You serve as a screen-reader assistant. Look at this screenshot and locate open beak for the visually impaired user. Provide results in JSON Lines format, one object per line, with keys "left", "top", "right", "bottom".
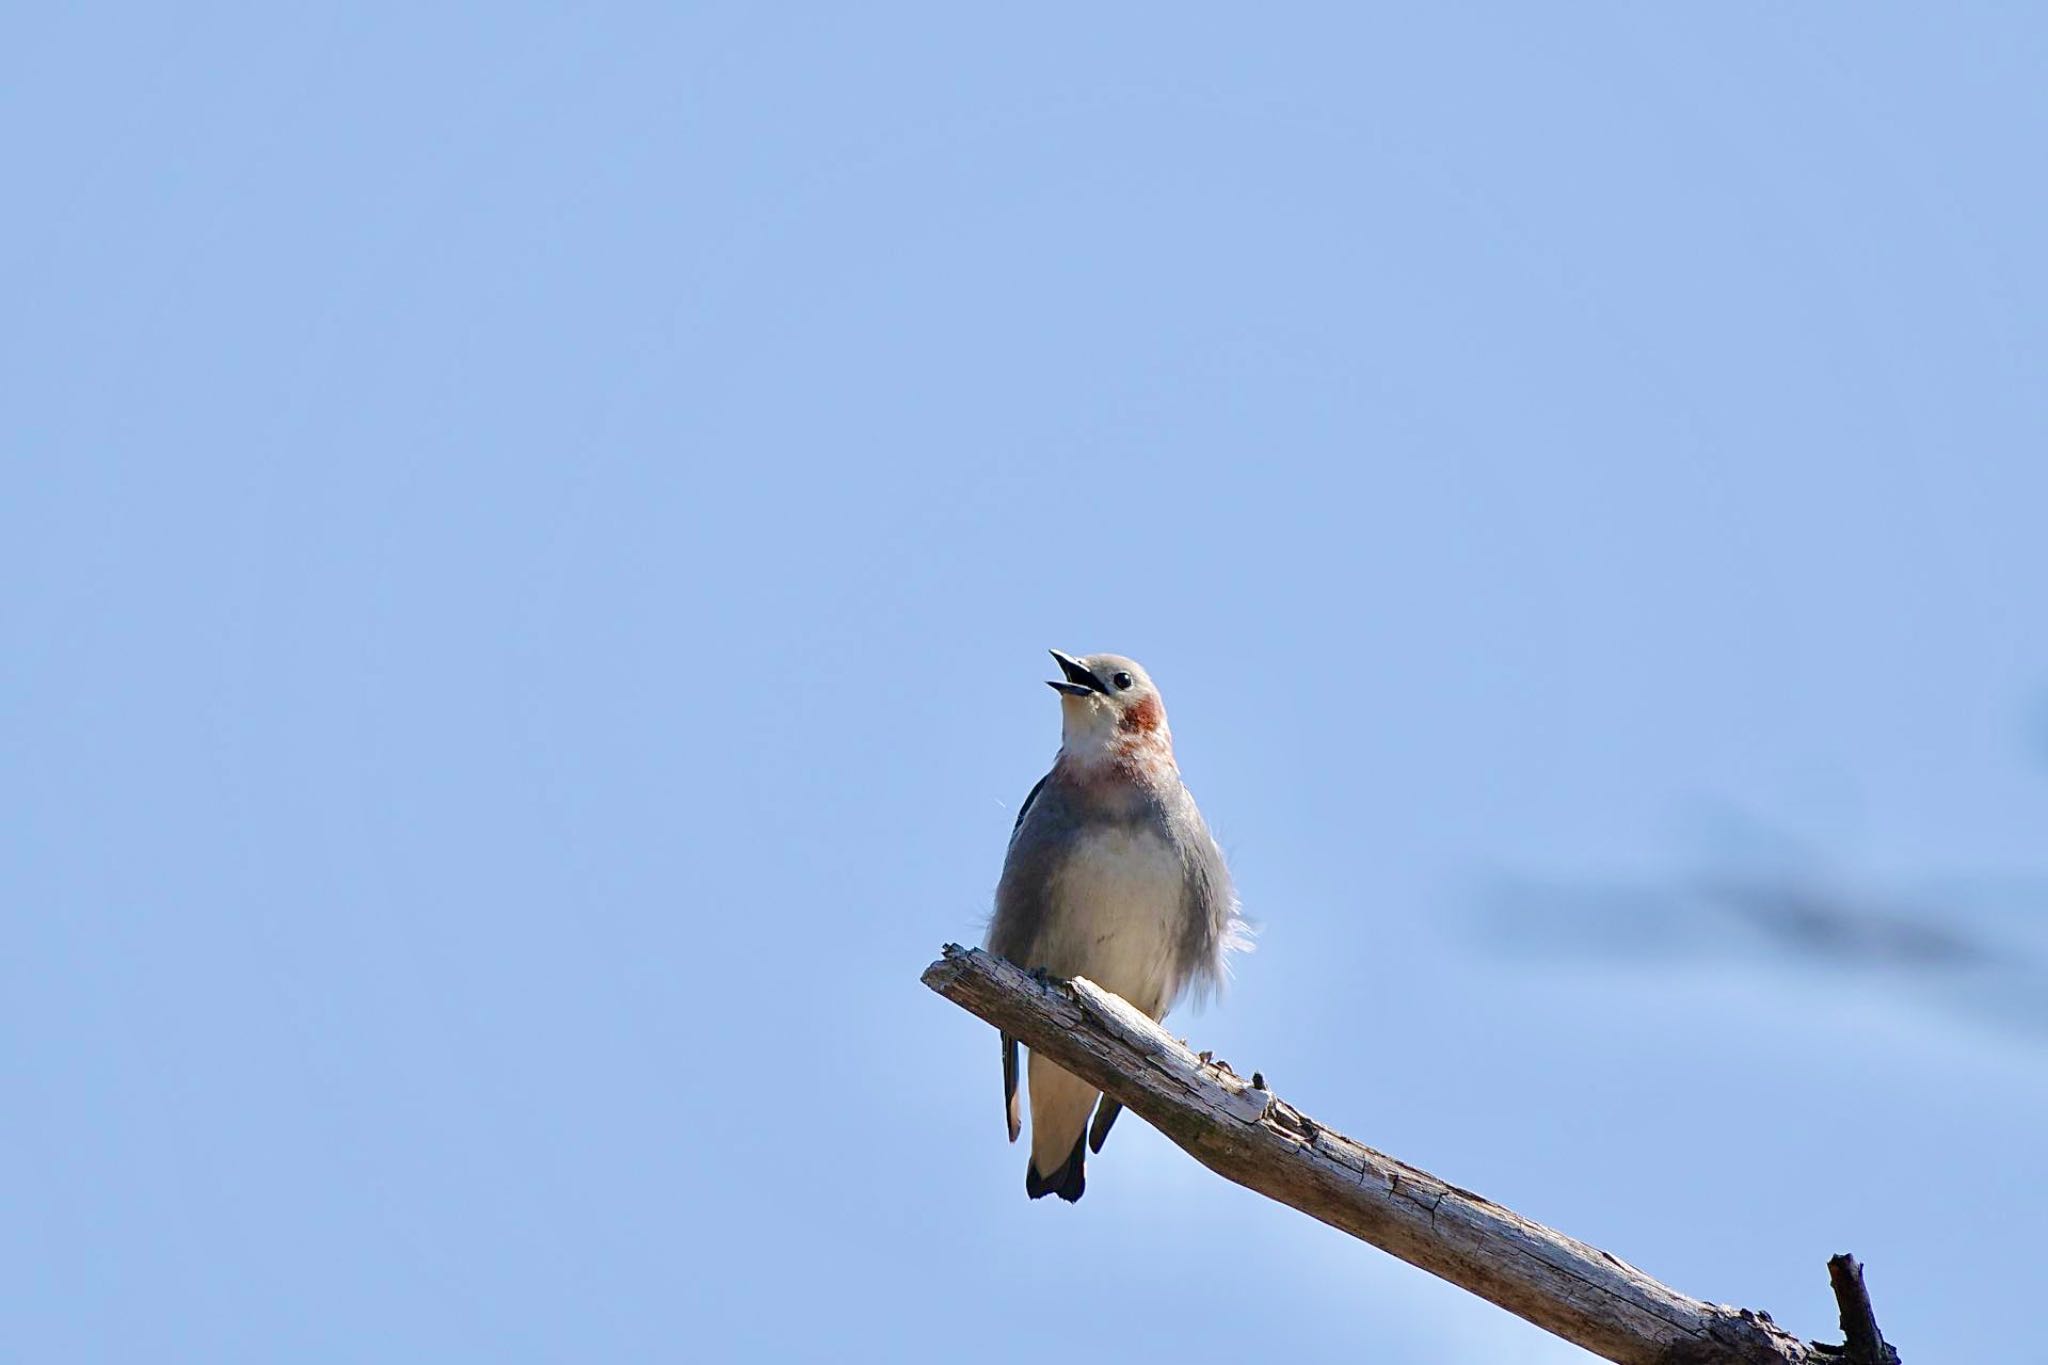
{"left": 1047, "top": 649, "right": 1108, "bottom": 697}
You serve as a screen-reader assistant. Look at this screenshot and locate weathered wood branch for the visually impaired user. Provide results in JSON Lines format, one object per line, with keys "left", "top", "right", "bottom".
{"left": 1823, "top": 1256, "right": 1898, "bottom": 1365}
{"left": 922, "top": 943, "right": 1897, "bottom": 1365}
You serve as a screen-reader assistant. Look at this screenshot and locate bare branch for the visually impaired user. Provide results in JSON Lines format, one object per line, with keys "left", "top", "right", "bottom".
{"left": 923, "top": 943, "right": 1896, "bottom": 1365}
{"left": 1825, "top": 1256, "right": 1897, "bottom": 1365}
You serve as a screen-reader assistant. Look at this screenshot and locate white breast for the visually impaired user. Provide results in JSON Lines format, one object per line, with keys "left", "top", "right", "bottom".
{"left": 1042, "top": 825, "right": 1185, "bottom": 1019}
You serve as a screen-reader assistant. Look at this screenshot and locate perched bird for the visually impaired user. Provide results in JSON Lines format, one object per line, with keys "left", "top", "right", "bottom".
{"left": 985, "top": 650, "right": 1247, "bottom": 1202}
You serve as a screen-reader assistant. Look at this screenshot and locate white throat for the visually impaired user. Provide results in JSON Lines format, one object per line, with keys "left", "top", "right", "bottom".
{"left": 1057, "top": 697, "right": 1173, "bottom": 771}
{"left": 1058, "top": 699, "right": 1120, "bottom": 757}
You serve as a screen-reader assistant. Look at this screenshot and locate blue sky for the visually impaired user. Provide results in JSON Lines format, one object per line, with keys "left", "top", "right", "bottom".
{"left": 6, "top": 6, "right": 2045, "bottom": 1361}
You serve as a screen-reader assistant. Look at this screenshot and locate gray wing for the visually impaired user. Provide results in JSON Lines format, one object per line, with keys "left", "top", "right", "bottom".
{"left": 993, "top": 770, "right": 1062, "bottom": 1144}
{"left": 1001, "top": 1032, "right": 1021, "bottom": 1143}
{"left": 1011, "top": 772, "right": 1048, "bottom": 835}
{"left": 1170, "top": 796, "right": 1241, "bottom": 1005}
{"left": 987, "top": 771, "right": 1069, "bottom": 966}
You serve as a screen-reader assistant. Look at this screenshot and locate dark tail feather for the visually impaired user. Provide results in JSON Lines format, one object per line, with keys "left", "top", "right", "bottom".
{"left": 1024, "top": 1128, "right": 1088, "bottom": 1203}
{"left": 1088, "top": 1098, "right": 1122, "bottom": 1154}
{"left": 1002, "top": 1033, "right": 1021, "bottom": 1143}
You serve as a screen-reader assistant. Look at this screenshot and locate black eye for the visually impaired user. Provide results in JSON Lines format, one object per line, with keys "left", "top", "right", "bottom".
{"left": 1112, "top": 671, "right": 1134, "bottom": 691}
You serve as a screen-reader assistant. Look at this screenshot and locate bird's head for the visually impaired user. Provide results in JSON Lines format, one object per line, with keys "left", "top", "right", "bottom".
{"left": 1047, "top": 649, "right": 1174, "bottom": 770}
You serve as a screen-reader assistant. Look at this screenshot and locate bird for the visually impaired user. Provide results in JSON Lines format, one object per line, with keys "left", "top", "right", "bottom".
{"left": 985, "top": 649, "right": 1247, "bottom": 1202}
